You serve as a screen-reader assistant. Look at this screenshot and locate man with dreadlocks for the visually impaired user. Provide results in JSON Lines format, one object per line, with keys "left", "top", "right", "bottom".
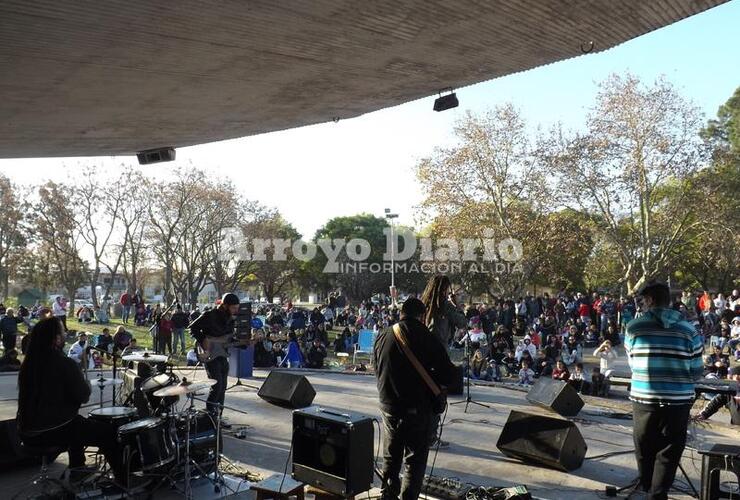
{"left": 421, "top": 275, "right": 467, "bottom": 347}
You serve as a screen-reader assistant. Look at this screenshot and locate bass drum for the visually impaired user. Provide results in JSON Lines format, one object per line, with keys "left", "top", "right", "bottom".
{"left": 175, "top": 411, "right": 221, "bottom": 475}
{"left": 140, "top": 372, "right": 180, "bottom": 415}
{"left": 118, "top": 417, "right": 175, "bottom": 472}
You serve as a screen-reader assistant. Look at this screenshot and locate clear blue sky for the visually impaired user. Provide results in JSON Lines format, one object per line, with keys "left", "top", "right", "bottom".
{"left": 1, "top": 1, "right": 739, "bottom": 238}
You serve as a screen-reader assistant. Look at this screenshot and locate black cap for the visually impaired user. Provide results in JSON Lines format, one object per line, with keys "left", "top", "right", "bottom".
{"left": 221, "top": 293, "right": 240, "bottom": 306}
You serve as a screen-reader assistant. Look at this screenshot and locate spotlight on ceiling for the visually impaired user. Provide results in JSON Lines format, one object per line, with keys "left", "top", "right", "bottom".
{"left": 433, "top": 88, "right": 459, "bottom": 112}
{"left": 136, "top": 146, "right": 176, "bottom": 165}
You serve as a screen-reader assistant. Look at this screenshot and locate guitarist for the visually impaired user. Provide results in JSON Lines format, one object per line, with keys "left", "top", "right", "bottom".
{"left": 190, "top": 293, "right": 241, "bottom": 424}
{"left": 374, "top": 297, "right": 455, "bottom": 500}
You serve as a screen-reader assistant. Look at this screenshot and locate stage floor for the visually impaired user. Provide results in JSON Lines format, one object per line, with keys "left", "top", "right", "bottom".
{"left": 1, "top": 366, "right": 738, "bottom": 499}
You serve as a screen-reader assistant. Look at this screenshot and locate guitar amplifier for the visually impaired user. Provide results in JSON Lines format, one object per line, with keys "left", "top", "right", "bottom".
{"left": 292, "top": 406, "right": 374, "bottom": 497}
{"left": 235, "top": 302, "right": 252, "bottom": 336}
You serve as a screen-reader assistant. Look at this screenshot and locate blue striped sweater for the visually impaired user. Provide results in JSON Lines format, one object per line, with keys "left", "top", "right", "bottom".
{"left": 624, "top": 307, "right": 704, "bottom": 405}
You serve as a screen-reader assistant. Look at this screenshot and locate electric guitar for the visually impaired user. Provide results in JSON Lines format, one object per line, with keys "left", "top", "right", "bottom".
{"left": 196, "top": 334, "right": 252, "bottom": 363}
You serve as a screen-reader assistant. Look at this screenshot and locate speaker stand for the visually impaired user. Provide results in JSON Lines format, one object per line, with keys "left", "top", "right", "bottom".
{"left": 450, "top": 336, "right": 490, "bottom": 413}
{"left": 226, "top": 377, "right": 259, "bottom": 393}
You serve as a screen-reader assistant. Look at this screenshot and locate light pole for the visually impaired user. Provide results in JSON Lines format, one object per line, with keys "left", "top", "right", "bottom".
{"left": 384, "top": 208, "right": 398, "bottom": 302}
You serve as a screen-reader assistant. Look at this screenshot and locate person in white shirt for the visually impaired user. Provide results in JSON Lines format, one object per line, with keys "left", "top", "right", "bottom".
{"left": 53, "top": 296, "right": 68, "bottom": 331}
{"left": 515, "top": 335, "right": 536, "bottom": 362}
{"left": 593, "top": 340, "right": 617, "bottom": 378}
{"left": 68, "top": 332, "right": 94, "bottom": 369}
{"left": 714, "top": 294, "right": 727, "bottom": 313}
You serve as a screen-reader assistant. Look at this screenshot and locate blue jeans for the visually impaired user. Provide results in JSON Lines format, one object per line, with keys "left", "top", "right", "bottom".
{"left": 121, "top": 305, "right": 131, "bottom": 323}
{"left": 173, "top": 328, "right": 186, "bottom": 354}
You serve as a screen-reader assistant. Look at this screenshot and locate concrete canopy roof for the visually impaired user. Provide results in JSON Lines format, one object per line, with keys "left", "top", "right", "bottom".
{"left": 0, "top": 0, "right": 728, "bottom": 158}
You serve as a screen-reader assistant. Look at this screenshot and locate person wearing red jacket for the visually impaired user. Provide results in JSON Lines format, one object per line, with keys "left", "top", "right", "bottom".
{"left": 119, "top": 291, "right": 131, "bottom": 324}
{"left": 157, "top": 313, "right": 174, "bottom": 355}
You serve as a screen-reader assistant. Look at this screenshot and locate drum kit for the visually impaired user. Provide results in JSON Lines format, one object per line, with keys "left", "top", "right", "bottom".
{"left": 84, "top": 351, "right": 223, "bottom": 498}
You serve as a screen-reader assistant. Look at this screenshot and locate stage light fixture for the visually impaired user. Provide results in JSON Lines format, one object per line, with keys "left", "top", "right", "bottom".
{"left": 136, "top": 146, "right": 176, "bottom": 165}
{"left": 433, "top": 88, "right": 459, "bottom": 112}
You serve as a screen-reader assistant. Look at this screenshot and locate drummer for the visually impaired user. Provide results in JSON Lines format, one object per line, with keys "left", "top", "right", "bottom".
{"left": 16, "top": 317, "right": 124, "bottom": 481}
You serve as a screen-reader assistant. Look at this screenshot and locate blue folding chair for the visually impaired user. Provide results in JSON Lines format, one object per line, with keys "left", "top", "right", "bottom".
{"left": 353, "top": 329, "right": 377, "bottom": 365}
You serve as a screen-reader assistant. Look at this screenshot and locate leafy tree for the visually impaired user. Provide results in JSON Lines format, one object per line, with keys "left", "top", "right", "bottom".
{"left": 546, "top": 74, "right": 706, "bottom": 293}
{"left": 415, "top": 105, "right": 553, "bottom": 296}
{"left": 0, "top": 175, "right": 27, "bottom": 299}
{"left": 314, "top": 214, "right": 390, "bottom": 302}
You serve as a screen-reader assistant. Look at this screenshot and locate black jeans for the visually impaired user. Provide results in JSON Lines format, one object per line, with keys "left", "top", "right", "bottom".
{"left": 632, "top": 402, "right": 691, "bottom": 499}
{"left": 380, "top": 409, "right": 437, "bottom": 500}
{"left": 21, "top": 415, "right": 123, "bottom": 480}
{"left": 204, "top": 357, "right": 229, "bottom": 417}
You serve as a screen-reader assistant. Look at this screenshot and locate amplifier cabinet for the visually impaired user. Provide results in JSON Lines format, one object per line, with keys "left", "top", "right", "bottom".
{"left": 292, "top": 406, "right": 374, "bottom": 497}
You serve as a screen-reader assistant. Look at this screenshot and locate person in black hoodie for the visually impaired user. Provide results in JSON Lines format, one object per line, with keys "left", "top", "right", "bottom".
{"left": 171, "top": 305, "right": 191, "bottom": 355}
{"left": 16, "top": 318, "right": 123, "bottom": 481}
{"left": 374, "top": 297, "right": 454, "bottom": 500}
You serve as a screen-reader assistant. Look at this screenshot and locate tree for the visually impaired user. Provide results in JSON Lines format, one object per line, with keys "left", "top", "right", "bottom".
{"left": 546, "top": 74, "right": 706, "bottom": 293}
{"left": 415, "top": 105, "right": 552, "bottom": 296}
{"left": 71, "top": 166, "right": 125, "bottom": 305}
{"left": 33, "top": 182, "right": 88, "bottom": 301}
{"left": 118, "top": 171, "right": 150, "bottom": 296}
{"left": 242, "top": 210, "right": 302, "bottom": 303}
{"left": 313, "top": 214, "right": 390, "bottom": 302}
{"left": 0, "top": 175, "right": 27, "bottom": 299}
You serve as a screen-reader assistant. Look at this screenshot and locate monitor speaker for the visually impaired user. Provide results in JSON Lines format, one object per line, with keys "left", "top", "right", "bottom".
{"left": 258, "top": 371, "right": 316, "bottom": 409}
{"left": 292, "top": 406, "right": 374, "bottom": 497}
{"left": 496, "top": 410, "right": 587, "bottom": 471}
{"left": 526, "top": 377, "right": 584, "bottom": 417}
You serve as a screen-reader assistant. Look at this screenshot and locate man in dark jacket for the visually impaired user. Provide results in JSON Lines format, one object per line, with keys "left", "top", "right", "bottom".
{"left": 190, "top": 294, "right": 239, "bottom": 420}
{"left": 374, "top": 298, "right": 455, "bottom": 500}
{"left": 171, "top": 305, "right": 190, "bottom": 355}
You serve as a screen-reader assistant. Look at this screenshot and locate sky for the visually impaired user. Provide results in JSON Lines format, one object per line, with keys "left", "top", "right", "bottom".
{"left": 1, "top": 1, "right": 739, "bottom": 239}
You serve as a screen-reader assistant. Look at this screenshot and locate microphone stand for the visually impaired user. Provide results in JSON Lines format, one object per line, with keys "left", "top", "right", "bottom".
{"left": 450, "top": 333, "right": 490, "bottom": 413}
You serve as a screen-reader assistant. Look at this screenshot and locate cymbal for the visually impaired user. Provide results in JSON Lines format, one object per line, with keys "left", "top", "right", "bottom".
{"left": 153, "top": 379, "right": 217, "bottom": 397}
{"left": 122, "top": 352, "right": 169, "bottom": 363}
{"left": 90, "top": 376, "right": 124, "bottom": 387}
{"left": 141, "top": 373, "right": 175, "bottom": 391}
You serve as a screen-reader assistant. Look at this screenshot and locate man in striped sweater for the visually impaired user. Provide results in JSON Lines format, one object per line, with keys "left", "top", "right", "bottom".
{"left": 625, "top": 281, "right": 704, "bottom": 500}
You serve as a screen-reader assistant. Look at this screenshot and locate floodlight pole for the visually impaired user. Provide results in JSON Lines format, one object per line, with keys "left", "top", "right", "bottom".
{"left": 384, "top": 209, "right": 399, "bottom": 304}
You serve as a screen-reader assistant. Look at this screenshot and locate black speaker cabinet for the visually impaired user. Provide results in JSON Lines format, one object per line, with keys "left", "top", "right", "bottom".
{"left": 496, "top": 410, "right": 587, "bottom": 471}
{"left": 258, "top": 371, "right": 316, "bottom": 409}
{"left": 447, "top": 363, "right": 464, "bottom": 396}
{"left": 292, "top": 406, "right": 374, "bottom": 497}
{"left": 526, "top": 377, "right": 584, "bottom": 417}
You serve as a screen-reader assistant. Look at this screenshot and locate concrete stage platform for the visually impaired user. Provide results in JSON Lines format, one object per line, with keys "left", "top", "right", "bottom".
{"left": 1, "top": 367, "right": 738, "bottom": 499}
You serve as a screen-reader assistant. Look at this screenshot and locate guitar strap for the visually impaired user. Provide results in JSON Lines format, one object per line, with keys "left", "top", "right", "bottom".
{"left": 392, "top": 323, "right": 441, "bottom": 397}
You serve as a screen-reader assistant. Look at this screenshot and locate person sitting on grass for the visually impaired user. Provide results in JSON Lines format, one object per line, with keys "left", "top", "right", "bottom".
{"left": 569, "top": 363, "right": 590, "bottom": 394}
{"left": 518, "top": 359, "right": 535, "bottom": 386}
{"left": 0, "top": 348, "right": 20, "bottom": 372}
{"left": 121, "top": 338, "right": 142, "bottom": 357}
{"left": 533, "top": 350, "right": 553, "bottom": 379}
{"left": 112, "top": 325, "right": 132, "bottom": 354}
{"left": 591, "top": 367, "right": 607, "bottom": 397}
{"left": 306, "top": 339, "right": 327, "bottom": 369}
{"left": 501, "top": 349, "right": 518, "bottom": 378}
{"left": 552, "top": 359, "right": 570, "bottom": 381}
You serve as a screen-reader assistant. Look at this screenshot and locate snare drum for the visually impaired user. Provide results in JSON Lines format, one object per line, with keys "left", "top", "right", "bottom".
{"left": 118, "top": 417, "right": 175, "bottom": 471}
{"left": 88, "top": 406, "right": 138, "bottom": 430}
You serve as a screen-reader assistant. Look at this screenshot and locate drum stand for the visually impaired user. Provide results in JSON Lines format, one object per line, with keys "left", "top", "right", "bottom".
{"left": 180, "top": 393, "right": 229, "bottom": 499}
